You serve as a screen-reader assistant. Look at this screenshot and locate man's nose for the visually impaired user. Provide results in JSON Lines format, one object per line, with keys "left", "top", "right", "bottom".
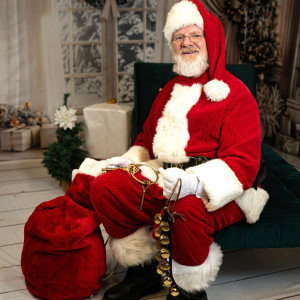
{"left": 182, "top": 36, "right": 193, "bottom": 47}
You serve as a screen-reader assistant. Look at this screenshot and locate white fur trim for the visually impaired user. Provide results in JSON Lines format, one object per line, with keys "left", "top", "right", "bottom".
{"left": 122, "top": 145, "right": 150, "bottom": 163}
{"left": 153, "top": 83, "right": 202, "bottom": 164}
{"left": 109, "top": 226, "right": 156, "bottom": 268}
{"left": 164, "top": 0, "right": 204, "bottom": 44}
{"left": 77, "top": 157, "right": 109, "bottom": 177}
{"left": 186, "top": 159, "right": 243, "bottom": 211}
{"left": 204, "top": 79, "right": 230, "bottom": 102}
{"left": 235, "top": 187, "right": 269, "bottom": 224}
{"left": 71, "top": 169, "right": 80, "bottom": 181}
{"left": 172, "top": 242, "right": 223, "bottom": 292}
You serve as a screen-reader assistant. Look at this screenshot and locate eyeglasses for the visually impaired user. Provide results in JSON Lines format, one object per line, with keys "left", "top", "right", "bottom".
{"left": 172, "top": 33, "right": 204, "bottom": 44}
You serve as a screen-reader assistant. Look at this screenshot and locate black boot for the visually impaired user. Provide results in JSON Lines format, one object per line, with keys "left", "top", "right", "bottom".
{"left": 166, "top": 287, "right": 208, "bottom": 300}
{"left": 103, "top": 262, "right": 163, "bottom": 300}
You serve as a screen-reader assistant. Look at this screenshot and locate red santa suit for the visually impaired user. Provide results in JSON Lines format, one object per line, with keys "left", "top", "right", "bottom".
{"left": 88, "top": 0, "right": 269, "bottom": 293}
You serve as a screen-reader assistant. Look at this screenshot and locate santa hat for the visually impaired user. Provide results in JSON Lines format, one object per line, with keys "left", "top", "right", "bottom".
{"left": 164, "top": 0, "right": 230, "bottom": 102}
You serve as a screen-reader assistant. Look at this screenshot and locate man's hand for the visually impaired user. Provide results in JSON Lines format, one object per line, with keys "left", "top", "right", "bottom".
{"left": 107, "top": 156, "right": 133, "bottom": 168}
{"left": 158, "top": 167, "right": 200, "bottom": 200}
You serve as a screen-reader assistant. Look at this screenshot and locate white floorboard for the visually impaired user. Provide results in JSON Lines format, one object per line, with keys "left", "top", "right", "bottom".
{"left": 0, "top": 177, "right": 60, "bottom": 196}
{"left": 0, "top": 153, "right": 299, "bottom": 300}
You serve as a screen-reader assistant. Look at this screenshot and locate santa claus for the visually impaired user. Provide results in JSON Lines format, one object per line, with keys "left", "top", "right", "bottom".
{"left": 77, "top": 0, "right": 269, "bottom": 299}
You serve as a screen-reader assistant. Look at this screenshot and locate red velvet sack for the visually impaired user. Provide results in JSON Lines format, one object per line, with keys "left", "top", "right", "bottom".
{"left": 21, "top": 174, "right": 106, "bottom": 300}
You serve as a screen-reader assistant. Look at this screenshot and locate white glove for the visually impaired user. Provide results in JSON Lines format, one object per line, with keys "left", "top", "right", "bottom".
{"left": 76, "top": 158, "right": 110, "bottom": 178}
{"left": 158, "top": 167, "right": 201, "bottom": 200}
{"left": 107, "top": 156, "right": 133, "bottom": 168}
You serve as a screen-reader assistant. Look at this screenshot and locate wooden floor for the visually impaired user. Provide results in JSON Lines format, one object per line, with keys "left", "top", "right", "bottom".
{"left": 1, "top": 148, "right": 300, "bottom": 300}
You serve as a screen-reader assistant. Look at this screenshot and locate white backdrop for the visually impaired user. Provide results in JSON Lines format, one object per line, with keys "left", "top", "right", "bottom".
{"left": 0, "top": 0, "right": 65, "bottom": 122}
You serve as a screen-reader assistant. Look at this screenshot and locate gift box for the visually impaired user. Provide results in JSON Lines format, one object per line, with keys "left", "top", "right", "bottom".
{"left": 40, "top": 123, "right": 57, "bottom": 148}
{"left": 83, "top": 102, "right": 134, "bottom": 159}
{"left": 1, "top": 125, "right": 40, "bottom": 151}
{"left": 275, "top": 133, "right": 300, "bottom": 156}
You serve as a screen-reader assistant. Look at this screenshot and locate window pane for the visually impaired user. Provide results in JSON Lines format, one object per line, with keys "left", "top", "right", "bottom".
{"left": 62, "top": 45, "right": 70, "bottom": 74}
{"left": 65, "top": 78, "right": 71, "bottom": 94}
{"left": 57, "top": 0, "right": 68, "bottom": 8}
{"left": 73, "top": 44, "right": 102, "bottom": 74}
{"left": 71, "top": 0, "right": 89, "bottom": 8}
{"left": 117, "top": 11, "right": 143, "bottom": 41}
{"left": 72, "top": 11, "right": 101, "bottom": 42}
{"left": 58, "top": 11, "right": 69, "bottom": 42}
{"left": 74, "top": 77, "right": 102, "bottom": 106}
{"left": 146, "top": 0, "right": 157, "bottom": 8}
{"left": 118, "top": 0, "right": 143, "bottom": 8}
{"left": 146, "top": 11, "right": 156, "bottom": 40}
{"left": 118, "top": 74, "right": 134, "bottom": 102}
{"left": 146, "top": 43, "right": 155, "bottom": 62}
{"left": 72, "top": 0, "right": 106, "bottom": 8}
{"left": 118, "top": 43, "right": 143, "bottom": 72}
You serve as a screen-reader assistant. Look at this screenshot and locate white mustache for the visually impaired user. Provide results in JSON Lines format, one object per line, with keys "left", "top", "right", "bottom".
{"left": 180, "top": 48, "right": 199, "bottom": 54}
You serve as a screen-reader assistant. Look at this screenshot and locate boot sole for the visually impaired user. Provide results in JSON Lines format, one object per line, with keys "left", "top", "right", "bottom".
{"left": 102, "top": 283, "right": 164, "bottom": 300}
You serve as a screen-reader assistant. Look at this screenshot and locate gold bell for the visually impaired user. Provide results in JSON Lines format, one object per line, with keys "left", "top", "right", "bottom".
{"left": 156, "top": 241, "right": 163, "bottom": 250}
{"left": 156, "top": 265, "right": 164, "bottom": 275}
{"left": 170, "top": 286, "right": 180, "bottom": 297}
{"left": 159, "top": 234, "right": 170, "bottom": 246}
{"left": 156, "top": 252, "right": 163, "bottom": 261}
{"left": 154, "top": 214, "right": 162, "bottom": 224}
{"left": 160, "top": 221, "right": 170, "bottom": 232}
{"left": 159, "top": 248, "right": 170, "bottom": 259}
{"left": 154, "top": 227, "right": 161, "bottom": 238}
{"left": 158, "top": 261, "right": 170, "bottom": 271}
{"left": 162, "top": 275, "right": 173, "bottom": 288}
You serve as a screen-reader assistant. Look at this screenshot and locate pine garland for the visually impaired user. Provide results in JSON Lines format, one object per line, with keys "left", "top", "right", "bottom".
{"left": 224, "top": 0, "right": 280, "bottom": 80}
{"left": 79, "top": 0, "right": 130, "bottom": 8}
{"left": 224, "top": 0, "right": 284, "bottom": 139}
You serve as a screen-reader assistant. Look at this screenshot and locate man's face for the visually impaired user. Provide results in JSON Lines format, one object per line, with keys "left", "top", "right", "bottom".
{"left": 171, "top": 25, "right": 209, "bottom": 77}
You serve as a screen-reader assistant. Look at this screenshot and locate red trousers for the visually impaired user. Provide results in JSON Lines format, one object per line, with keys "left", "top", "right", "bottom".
{"left": 90, "top": 169, "right": 244, "bottom": 266}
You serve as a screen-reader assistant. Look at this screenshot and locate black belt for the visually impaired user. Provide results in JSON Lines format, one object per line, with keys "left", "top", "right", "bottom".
{"left": 163, "top": 156, "right": 210, "bottom": 170}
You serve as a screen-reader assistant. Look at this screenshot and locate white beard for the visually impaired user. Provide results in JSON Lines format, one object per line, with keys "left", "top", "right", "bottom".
{"left": 173, "top": 52, "right": 209, "bottom": 78}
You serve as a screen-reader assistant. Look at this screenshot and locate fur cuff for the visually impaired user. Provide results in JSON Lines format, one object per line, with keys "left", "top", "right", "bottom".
{"left": 172, "top": 243, "right": 223, "bottom": 292}
{"left": 186, "top": 159, "right": 243, "bottom": 211}
{"left": 122, "top": 145, "right": 150, "bottom": 163}
{"left": 204, "top": 79, "right": 230, "bottom": 102}
{"left": 235, "top": 187, "right": 269, "bottom": 224}
{"left": 76, "top": 158, "right": 109, "bottom": 178}
{"left": 109, "top": 226, "right": 156, "bottom": 268}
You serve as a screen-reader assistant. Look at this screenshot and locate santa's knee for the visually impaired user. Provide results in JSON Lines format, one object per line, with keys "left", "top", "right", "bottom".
{"left": 170, "top": 196, "right": 215, "bottom": 266}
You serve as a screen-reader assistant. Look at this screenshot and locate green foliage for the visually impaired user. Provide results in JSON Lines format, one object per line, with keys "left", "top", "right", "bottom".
{"left": 42, "top": 123, "right": 88, "bottom": 183}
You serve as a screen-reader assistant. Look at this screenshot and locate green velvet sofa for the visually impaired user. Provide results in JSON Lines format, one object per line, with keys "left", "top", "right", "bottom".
{"left": 133, "top": 62, "right": 300, "bottom": 249}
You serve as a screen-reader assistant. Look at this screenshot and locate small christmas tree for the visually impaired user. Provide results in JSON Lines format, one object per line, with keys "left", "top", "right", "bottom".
{"left": 42, "top": 94, "right": 88, "bottom": 184}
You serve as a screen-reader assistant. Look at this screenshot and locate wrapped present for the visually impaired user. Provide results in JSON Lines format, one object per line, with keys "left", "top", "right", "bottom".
{"left": 40, "top": 123, "right": 57, "bottom": 148}
{"left": 275, "top": 133, "right": 300, "bottom": 156}
{"left": 27, "top": 125, "right": 40, "bottom": 147}
{"left": 1, "top": 125, "right": 40, "bottom": 151}
{"left": 83, "top": 102, "right": 134, "bottom": 159}
{"left": 0, "top": 127, "right": 7, "bottom": 149}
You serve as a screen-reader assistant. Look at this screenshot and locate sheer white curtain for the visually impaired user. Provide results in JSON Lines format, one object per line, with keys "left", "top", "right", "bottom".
{"left": 0, "top": 0, "right": 65, "bottom": 122}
